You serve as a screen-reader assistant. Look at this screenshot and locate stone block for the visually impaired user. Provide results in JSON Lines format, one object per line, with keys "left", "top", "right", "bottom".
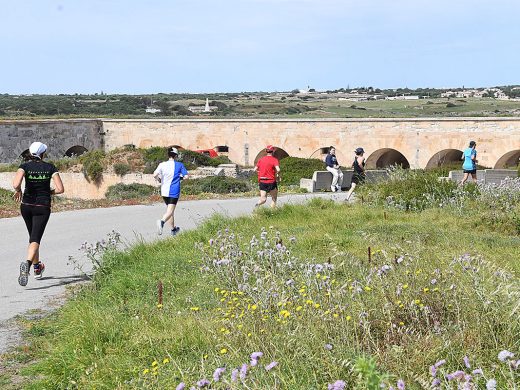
{"left": 483, "top": 169, "right": 517, "bottom": 184}
{"left": 214, "top": 168, "right": 225, "bottom": 176}
{"left": 312, "top": 171, "right": 333, "bottom": 190}
{"left": 299, "top": 178, "right": 315, "bottom": 192}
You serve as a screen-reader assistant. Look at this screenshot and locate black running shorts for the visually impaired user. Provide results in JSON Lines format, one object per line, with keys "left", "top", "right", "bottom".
{"left": 259, "top": 182, "right": 278, "bottom": 192}
{"left": 463, "top": 169, "right": 477, "bottom": 174}
{"left": 163, "top": 196, "right": 179, "bottom": 205}
{"left": 20, "top": 204, "right": 51, "bottom": 244}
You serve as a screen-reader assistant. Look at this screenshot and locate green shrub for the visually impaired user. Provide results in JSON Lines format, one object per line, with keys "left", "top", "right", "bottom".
{"left": 105, "top": 183, "right": 157, "bottom": 200}
{"left": 0, "top": 188, "right": 14, "bottom": 206}
{"left": 113, "top": 163, "right": 131, "bottom": 176}
{"left": 179, "top": 150, "right": 232, "bottom": 169}
{"left": 0, "top": 163, "right": 19, "bottom": 172}
{"left": 49, "top": 156, "right": 79, "bottom": 172}
{"left": 183, "top": 176, "right": 252, "bottom": 195}
{"left": 80, "top": 150, "right": 105, "bottom": 183}
{"left": 278, "top": 157, "right": 325, "bottom": 186}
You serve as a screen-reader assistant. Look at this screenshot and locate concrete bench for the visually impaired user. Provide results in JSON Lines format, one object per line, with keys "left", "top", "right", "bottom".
{"left": 299, "top": 170, "right": 388, "bottom": 192}
{"left": 448, "top": 169, "right": 517, "bottom": 184}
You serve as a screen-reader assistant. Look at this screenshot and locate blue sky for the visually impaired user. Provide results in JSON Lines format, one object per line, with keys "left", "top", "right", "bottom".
{"left": 1, "top": 0, "right": 519, "bottom": 94}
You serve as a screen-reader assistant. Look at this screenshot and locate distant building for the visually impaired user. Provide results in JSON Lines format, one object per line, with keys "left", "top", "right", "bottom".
{"left": 145, "top": 107, "right": 161, "bottom": 114}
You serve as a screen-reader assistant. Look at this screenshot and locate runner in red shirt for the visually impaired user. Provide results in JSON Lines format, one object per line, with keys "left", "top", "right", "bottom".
{"left": 254, "top": 145, "right": 281, "bottom": 208}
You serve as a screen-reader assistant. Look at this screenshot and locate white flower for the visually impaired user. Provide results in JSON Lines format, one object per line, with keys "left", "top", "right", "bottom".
{"left": 486, "top": 379, "right": 497, "bottom": 390}
{"left": 498, "top": 350, "right": 514, "bottom": 362}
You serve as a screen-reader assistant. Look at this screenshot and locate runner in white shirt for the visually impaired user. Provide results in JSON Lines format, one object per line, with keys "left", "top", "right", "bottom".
{"left": 153, "top": 147, "right": 189, "bottom": 236}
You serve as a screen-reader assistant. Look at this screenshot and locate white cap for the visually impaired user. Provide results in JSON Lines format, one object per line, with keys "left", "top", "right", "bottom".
{"left": 169, "top": 147, "right": 178, "bottom": 155}
{"left": 29, "top": 142, "right": 47, "bottom": 157}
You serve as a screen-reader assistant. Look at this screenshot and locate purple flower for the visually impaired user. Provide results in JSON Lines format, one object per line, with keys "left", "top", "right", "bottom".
{"left": 196, "top": 378, "right": 210, "bottom": 388}
{"left": 430, "top": 365, "right": 437, "bottom": 377}
{"left": 486, "top": 379, "right": 497, "bottom": 390}
{"left": 397, "top": 379, "right": 405, "bottom": 390}
{"left": 324, "top": 343, "right": 333, "bottom": 351}
{"left": 472, "top": 368, "right": 483, "bottom": 376}
{"left": 327, "top": 380, "right": 346, "bottom": 390}
{"left": 213, "top": 367, "right": 225, "bottom": 382}
{"left": 498, "top": 350, "right": 514, "bottom": 362}
{"left": 231, "top": 368, "right": 239, "bottom": 382}
{"left": 240, "top": 363, "right": 248, "bottom": 380}
{"left": 446, "top": 370, "right": 465, "bottom": 381}
{"left": 463, "top": 356, "right": 471, "bottom": 369}
{"left": 431, "top": 378, "right": 441, "bottom": 388}
{"left": 209, "top": 239, "right": 214, "bottom": 246}
{"left": 265, "top": 361, "right": 278, "bottom": 371}
{"left": 434, "top": 359, "right": 446, "bottom": 368}
{"left": 251, "top": 351, "right": 263, "bottom": 360}
{"left": 176, "top": 383, "right": 186, "bottom": 390}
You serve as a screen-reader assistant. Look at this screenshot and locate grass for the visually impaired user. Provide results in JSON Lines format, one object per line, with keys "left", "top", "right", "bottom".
{"left": 9, "top": 198, "right": 520, "bottom": 389}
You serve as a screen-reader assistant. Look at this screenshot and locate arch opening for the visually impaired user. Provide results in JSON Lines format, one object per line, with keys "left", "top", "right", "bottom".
{"left": 309, "top": 147, "right": 331, "bottom": 159}
{"left": 64, "top": 145, "right": 88, "bottom": 158}
{"left": 254, "top": 146, "right": 290, "bottom": 165}
{"left": 426, "top": 149, "right": 463, "bottom": 169}
{"left": 494, "top": 149, "right": 520, "bottom": 169}
{"left": 366, "top": 148, "right": 410, "bottom": 169}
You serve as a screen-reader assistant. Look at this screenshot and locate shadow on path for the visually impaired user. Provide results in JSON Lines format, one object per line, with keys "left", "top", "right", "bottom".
{"left": 25, "top": 274, "right": 90, "bottom": 291}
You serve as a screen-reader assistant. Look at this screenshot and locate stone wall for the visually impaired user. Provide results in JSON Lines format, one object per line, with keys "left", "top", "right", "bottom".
{"left": 0, "top": 119, "right": 103, "bottom": 163}
{"left": 0, "top": 172, "right": 157, "bottom": 200}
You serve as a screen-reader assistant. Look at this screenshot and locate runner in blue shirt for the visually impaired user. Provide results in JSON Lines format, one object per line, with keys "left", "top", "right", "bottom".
{"left": 153, "top": 147, "right": 189, "bottom": 236}
{"left": 460, "top": 141, "right": 478, "bottom": 185}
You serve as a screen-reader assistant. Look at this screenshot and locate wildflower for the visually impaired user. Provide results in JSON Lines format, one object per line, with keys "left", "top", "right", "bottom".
{"left": 213, "top": 367, "right": 226, "bottom": 382}
{"left": 397, "top": 379, "right": 405, "bottom": 390}
{"left": 220, "top": 348, "right": 228, "bottom": 354}
{"left": 143, "top": 368, "right": 150, "bottom": 375}
{"left": 364, "top": 286, "right": 372, "bottom": 292}
{"left": 251, "top": 352, "right": 263, "bottom": 360}
{"left": 265, "top": 361, "right": 278, "bottom": 371}
{"left": 431, "top": 378, "right": 441, "bottom": 388}
{"left": 498, "top": 350, "right": 514, "bottom": 362}
{"left": 231, "top": 368, "right": 239, "bottom": 382}
{"left": 176, "top": 383, "right": 186, "bottom": 390}
{"left": 414, "top": 299, "right": 421, "bottom": 305}
{"left": 327, "top": 380, "right": 346, "bottom": 390}
{"left": 430, "top": 278, "right": 437, "bottom": 285}
{"left": 324, "top": 344, "right": 333, "bottom": 351}
{"left": 430, "top": 365, "right": 437, "bottom": 377}
{"left": 346, "top": 315, "right": 352, "bottom": 321}
{"left": 446, "top": 370, "right": 465, "bottom": 381}
{"left": 209, "top": 239, "right": 214, "bottom": 246}
{"left": 486, "top": 379, "right": 497, "bottom": 390}
{"left": 402, "top": 284, "right": 408, "bottom": 289}
{"left": 152, "top": 361, "right": 158, "bottom": 367}
{"left": 163, "top": 358, "right": 170, "bottom": 364}
{"left": 156, "top": 304, "right": 163, "bottom": 309}
{"left": 196, "top": 379, "right": 210, "bottom": 388}
{"left": 463, "top": 356, "right": 471, "bottom": 369}
{"left": 296, "top": 306, "right": 303, "bottom": 312}
{"left": 423, "top": 288, "right": 430, "bottom": 293}
{"left": 472, "top": 368, "right": 483, "bottom": 375}
{"left": 190, "top": 307, "right": 200, "bottom": 311}
{"left": 240, "top": 363, "right": 248, "bottom": 380}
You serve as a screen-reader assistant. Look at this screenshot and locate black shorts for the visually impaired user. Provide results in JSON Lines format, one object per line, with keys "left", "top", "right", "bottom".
{"left": 20, "top": 204, "right": 51, "bottom": 244}
{"left": 259, "top": 182, "right": 278, "bottom": 192}
{"left": 351, "top": 174, "right": 366, "bottom": 185}
{"left": 463, "top": 169, "right": 477, "bottom": 175}
{"left": 163, "top": 196, "right": 179, "bottom": 205}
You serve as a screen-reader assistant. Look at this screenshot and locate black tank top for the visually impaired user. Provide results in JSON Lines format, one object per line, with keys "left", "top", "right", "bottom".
{"left": 353, "top": 157, "right": 365, "bottom": 176}
{"left": 19, "top": 160, "right": 58, "bottom": 206}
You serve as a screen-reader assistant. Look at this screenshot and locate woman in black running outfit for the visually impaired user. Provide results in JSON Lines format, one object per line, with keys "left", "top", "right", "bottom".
{"left": 346, "top": 147, "right": 366, "bottom": 201}
{"left": 12, "top": 142, "right": 64, "bottom": 286}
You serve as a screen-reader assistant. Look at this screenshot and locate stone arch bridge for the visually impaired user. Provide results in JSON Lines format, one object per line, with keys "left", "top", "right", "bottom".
{"left": 1, "top": 118, "right": 519, "bottom": 169}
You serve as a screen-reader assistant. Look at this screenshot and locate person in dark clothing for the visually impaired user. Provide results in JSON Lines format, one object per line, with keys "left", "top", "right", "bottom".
{"left": 346, "top": 147, "right": 366, "bottom": 201}
{"left": 12, "top": 142, "right": 64, "bottom": 286}
{"left": 325, "top": 146, "right": 343, "bottom": 192}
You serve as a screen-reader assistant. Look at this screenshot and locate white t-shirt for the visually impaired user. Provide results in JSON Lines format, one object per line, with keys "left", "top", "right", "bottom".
{"left": 153, "top": 160, "right": 188, "bottom": 198}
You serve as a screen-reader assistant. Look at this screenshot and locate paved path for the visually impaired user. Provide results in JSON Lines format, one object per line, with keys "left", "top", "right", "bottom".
{"left": 0, "top": 192, "right": 348, "bottom": 352}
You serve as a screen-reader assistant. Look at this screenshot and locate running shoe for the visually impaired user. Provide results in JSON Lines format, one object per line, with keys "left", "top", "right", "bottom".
{"left": 156, "top": 220, "right": 165, "bottom": 235}
{"left": 330, "top": 185, "right": 337, "bottom": 192}
{"left": 171, "top": 226, "right": 181, "bottom": 236}
{"left": 18, "top": 261, "right": 29, "bottom": 286}
{"left": 33, "top": 262, "right": 45, "bottom": 279}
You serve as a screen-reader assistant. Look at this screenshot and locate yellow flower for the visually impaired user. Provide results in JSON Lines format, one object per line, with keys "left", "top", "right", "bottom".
{"left": 314, "top": 303, "right": 321, "bottom": 309}
{"left": 433, "top": 287, "right": 439, "bottom": 292}
{"left": 296, "top": 306, "right": 303, "bottom": 312}
{"left": 251, "top": 304, "right": 258, "bottom": 311}
{"left": 220, "top": 348, "right": 228, "bottom": 354}
{"left": 399, "top": 304, "right": 404, "bottom": 308}
{"left": 156, "top": 303, "right": 163, "bottom": 309}
{"left": 214, "top": 287, "right": 220, "bottom": 292}
{"left": 163, "top": 358, "right": 170, "bottom": 364}
{"left": 402, "top": 284, "right": 409, "bottom": 289}
{"left": 143, "top": 368, "right": 150, "bottom": 375}
{"left": 423, "top": 288, "right": 430, "bottom": 293}
{"left": 322, "top": 275, "right": 327, "bottom": 280}
{"left": 203, "top": 354, "right": 208, "bottom": 359}
{"left": 247, "top": 332, "right": 252, "bottom": 337}
{"left": 333, "top": 313, "right": 339, "bottom": 318}
{"left": 191, "top": 307, "right": 200, "bottom": 311}
{"left": 152, "top": 361, "right": 158, "bottom": 367}
{"left": 399, "top": 321, "right": 405, "bottom": 326}
{"left": 305, "top": 299, "right": 313, "bottom": 305}
{"left": 414, "top": 299, "right": 421, "bottom": 304}
{"left": 346, "top": 315, "right": 352, "bottom": 321}
{"left": 237, "top": 324, "right": 243, "bottom": 329}
{"left": 279, "top": 310, "right": 290, "bottom": 318}
{"left": 364, "top": 286, "right": 372, "bottom": 292}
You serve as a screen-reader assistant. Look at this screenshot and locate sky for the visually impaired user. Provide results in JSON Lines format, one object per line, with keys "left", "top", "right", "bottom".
{"left": 1, "top": 0, "right": 519, "bottom": 94}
